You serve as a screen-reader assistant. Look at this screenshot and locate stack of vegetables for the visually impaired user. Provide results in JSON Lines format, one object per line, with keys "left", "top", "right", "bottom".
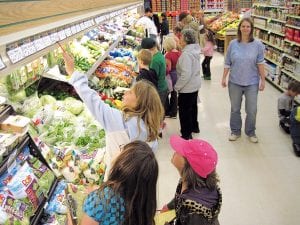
{"left": 0, "top": 146, "right": 55, "bottom": 225}
{"left": 207, "top": 12, "right": 240, "bottom": 33}
{"left": 217, "top": 19, "right": 240, "bottom": 36}
{"left": 13, "top": 93, "right": 107, "bottom": 185}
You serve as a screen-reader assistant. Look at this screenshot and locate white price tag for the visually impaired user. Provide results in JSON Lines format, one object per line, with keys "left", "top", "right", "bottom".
{"left": 80, "top": 22, "right": 85, "bottom": 30}
{"left": 65, "top": 28, "right": 72, "bottom": 37}
{"left": 76, "top": 24, "right": 81, "bottom": 32}
{"left": 34, "top": 38, "right": 46, "bottom": 51}
{"left": 90, "top": 19, "right": 95, "bottom": 26}
{"left": 71, "top": 26, "right": 77, "bottom": 34}
{"left": 7, "top": 47, "right": 24, "bottom": 63}
{"left": 58, "top": 30, "right": 66, "bottom": 40}
{"left": 50, "top": 32, "right": 59, "bottom": 44}
{"left": 20, "top": 42, "right": 36, "bottom": 57}
{"left": 42, "top": 36, "right": 52, "bottom": 47}
{"left": 0, "top": 57, "right": 5, "bottom": 70}
{"left": 84, "top": 21, "right": 89, "bottom": 28}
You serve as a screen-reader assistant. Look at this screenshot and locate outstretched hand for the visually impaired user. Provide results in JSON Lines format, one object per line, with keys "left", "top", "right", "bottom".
{"left": 61, "top": 48, "right": 75, "bottom": 76}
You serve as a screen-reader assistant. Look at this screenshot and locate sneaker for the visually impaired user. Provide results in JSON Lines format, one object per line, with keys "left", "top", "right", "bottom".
{"left": 249, "top": 135, "right": 258, "bottom": 143}
{"left": 228, "top": 134, "right": 240, "bottom": 141}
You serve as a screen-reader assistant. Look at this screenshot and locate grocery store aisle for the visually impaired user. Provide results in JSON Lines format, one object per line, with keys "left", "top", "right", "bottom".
{"left": 156, "top": 52, "right": 300, "bottom": 225}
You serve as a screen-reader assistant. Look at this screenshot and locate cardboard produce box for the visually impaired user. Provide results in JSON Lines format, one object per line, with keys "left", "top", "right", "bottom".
{"left": 1, "top": 115, "right": 30, "bottom": 133}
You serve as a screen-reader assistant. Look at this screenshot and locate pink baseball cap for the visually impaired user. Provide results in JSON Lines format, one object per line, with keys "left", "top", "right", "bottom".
{"left": 170, "top": 135, "right": 218, "bottom": 178}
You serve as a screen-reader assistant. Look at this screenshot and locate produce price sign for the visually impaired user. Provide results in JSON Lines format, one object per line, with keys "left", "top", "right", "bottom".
{"left": 80, "top": 22, "right": 85, "bottom": 30}
{"left": 42, "top": 35, "right": 52, "bottom": 47}
{"left": 20, "top": 41, "right": 36, "bottom": 57}
{"left": 58, "top": 29, "right": 67, "bottom": 40}
{"left": 0, "top": 56, "right": 5, "bottom": 70}
{"left": 76, "top": 24, "right": 81, "bottom": 33}
{"left": 50, "top": 32, "right": 60, "bottom": 44}
{"left": 65, "top": 27, "right": 72, "bottom": 37}
{"left": 34, "top": 37, "right": 46, "bottom": 51}
{"left": 7, "top": 46, "right": 24, "bottom": 63}
{"left": 71, "top": 25, "right": 77, "bottom": 35}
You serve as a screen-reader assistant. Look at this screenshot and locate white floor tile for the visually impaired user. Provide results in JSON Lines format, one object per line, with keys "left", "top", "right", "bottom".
{"left": 156, "top": 52, "right": 300, "bottom": 225}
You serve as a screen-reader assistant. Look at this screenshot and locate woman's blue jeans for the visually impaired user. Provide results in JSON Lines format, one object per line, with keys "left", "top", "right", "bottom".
{"left": 228, "top": 82, "right": 259, "bottom": 137}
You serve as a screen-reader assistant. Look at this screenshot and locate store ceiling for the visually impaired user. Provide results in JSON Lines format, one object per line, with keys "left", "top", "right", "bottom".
{"left": 0, "top": 0, "right": 140, "bottom": 36}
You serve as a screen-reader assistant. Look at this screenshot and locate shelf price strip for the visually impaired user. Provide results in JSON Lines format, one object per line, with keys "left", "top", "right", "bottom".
{"left": 7, "top": 46, "right": 24, "bottom": 63}
{"left": 0, "top": 56, "right": 5, "bottom": 70}
{"left": 20, "top": 42, "right": 36, "bottom": 57}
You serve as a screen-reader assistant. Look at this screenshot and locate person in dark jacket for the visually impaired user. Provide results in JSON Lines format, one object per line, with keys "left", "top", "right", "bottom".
{"left": 290, "top": 106, "right": 300, "bottom": 156}
{"left": 160, "top": 12, "right": 169, "bottom": 51}
{"left": 136, "top": 49, "right": 158, "bottom": 88}
{"left": 161, "top": 135, "right": 222, "bottom": 225}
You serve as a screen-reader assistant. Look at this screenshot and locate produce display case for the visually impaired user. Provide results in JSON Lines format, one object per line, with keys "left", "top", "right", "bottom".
{"left": 0, "top": 1, "right": 145, "bottom": 224}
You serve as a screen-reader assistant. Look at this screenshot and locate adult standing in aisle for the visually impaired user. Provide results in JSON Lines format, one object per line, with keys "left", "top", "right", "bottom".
{"left": 160, "top": 12, "right": 169, "bottom": 51}
{"left": 175, "top": 29, "right": 201, "bottom": 140}
{"left": 221, "top": 17, "right": 266, "bottom": 143}
{"left": 135, "top": 8, "right": 158, "bottom": 40}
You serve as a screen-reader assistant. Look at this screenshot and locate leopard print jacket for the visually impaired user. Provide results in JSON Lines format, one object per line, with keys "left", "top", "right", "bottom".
{"left": 174, "top": 181, "right": 222, "bottom": 225}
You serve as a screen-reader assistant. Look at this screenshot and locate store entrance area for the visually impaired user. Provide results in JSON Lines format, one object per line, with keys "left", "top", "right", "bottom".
{"left": 157, "top": 52, "right": 300, "bottom": 225}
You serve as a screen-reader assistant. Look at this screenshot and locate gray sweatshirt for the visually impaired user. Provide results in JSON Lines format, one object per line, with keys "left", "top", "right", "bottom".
{"left": 175, "top": 43, "right": 201, "bottom": 93}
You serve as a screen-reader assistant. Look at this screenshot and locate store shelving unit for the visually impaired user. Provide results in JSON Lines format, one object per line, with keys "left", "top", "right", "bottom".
{"left": 0, "top": 2, "right": 142, "bottom": 77}
{"left": 252, "top": 0, "right": 300, "bottom": 97}
{"left": 0, "top": 2, "right": 142, "bottom": 224}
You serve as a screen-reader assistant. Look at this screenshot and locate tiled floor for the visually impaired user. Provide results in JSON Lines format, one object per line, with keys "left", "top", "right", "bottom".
{"left": 156, "top": 52, "right": 300, "bottom": 225}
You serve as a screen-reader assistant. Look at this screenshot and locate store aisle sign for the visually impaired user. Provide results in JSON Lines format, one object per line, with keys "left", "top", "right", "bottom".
{"left": 0, "top": 57, "right": 5, "bottom": 70}
{"left": 7, "top": 47, "right": 24, "bottom": 63}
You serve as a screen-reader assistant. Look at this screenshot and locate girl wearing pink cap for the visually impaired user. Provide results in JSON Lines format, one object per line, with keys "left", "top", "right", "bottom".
{"left": 162, "top": 135, "right": 222, "bottom": 225}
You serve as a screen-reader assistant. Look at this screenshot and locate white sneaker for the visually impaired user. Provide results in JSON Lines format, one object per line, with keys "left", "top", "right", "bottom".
{"left": 228, "top": 134, "right": 240, "bottom": 141}
{"left": 249, "top": 135, "right": 258, "bottom": 143}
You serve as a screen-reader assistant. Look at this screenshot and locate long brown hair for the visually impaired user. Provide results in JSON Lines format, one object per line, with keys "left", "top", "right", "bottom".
{"left": 100, "top": 141, "right": 158, "bottom": 225}
{"left": 122, "top": 81, "right": 164, "bottom": 141}
{"left": 181, "top": 159, "right": 219, "bottom": 191}
{"left": 237, "top": 17, "right": 254, "bottom": 43}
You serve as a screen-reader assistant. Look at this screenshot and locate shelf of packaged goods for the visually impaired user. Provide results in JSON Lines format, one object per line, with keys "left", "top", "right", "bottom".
{"left": 285, "top": 24, "right": 300, "bottom": 30}
{"left": 86, "top": 35, "right": 122, "bottom": 77}
{"left": 286, "top": 14, "right": 300, "bottom": 19}
{"left": 253, "top": 3, "right": 288, "bottom": 9}
{"left": 254, "top": 25, "right": 285, "bottom": 37}
{"left": 204, "top": 9, "right": 224, "bottom": 13}
{"left": 265, "top": 57, "right": 282, "bottom": 67}
{"left": 284, "top": 54, "right": 300, "bottom": 64}
{"left": 252, "top": 14, "right": 286, "bottom": 24}
{"left": 260, "top": 39, "right": 284, "bottom": 52}
{"left": 265, "top": 76, "right": 284, "bottom": 92}
{"left": 284, "top": 39, "right": 300, "bottom": 47}
{"left": 281, "top": 68, "right": 300, "bottom": 82}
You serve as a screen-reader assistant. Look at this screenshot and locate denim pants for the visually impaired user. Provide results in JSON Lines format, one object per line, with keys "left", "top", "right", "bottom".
{"left": 228, "top": 82, "right": 259, "bottom": 136}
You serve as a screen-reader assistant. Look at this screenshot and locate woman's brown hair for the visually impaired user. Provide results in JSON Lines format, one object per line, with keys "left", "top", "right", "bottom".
{"left": 99, "top": 141, "right": 159, "bottom": 225}
{"left": 122, "top": 80, "right": 164, "bottom": 142}
{"left": 237, "top": 17, "right": 254, "bottom": 43}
